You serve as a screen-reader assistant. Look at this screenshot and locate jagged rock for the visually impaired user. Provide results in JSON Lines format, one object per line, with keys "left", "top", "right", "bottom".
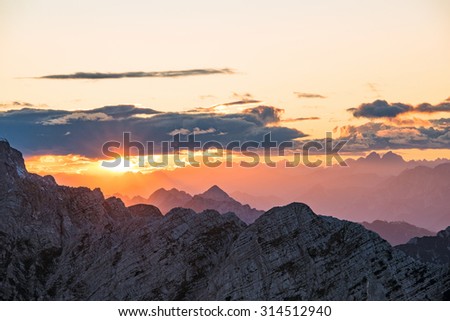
{"left": 128, "top": 204, "right": 163, "bottom": 219}
{"left": 203, "top": 203, "right": 450, "bottom": 300}
{"left": 396, "top": 227, "right": 450, "bottom": 265}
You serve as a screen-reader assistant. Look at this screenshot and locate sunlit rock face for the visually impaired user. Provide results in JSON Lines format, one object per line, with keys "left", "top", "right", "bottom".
{"left": 0, "top": 141, "right": 449, "bottom": 300}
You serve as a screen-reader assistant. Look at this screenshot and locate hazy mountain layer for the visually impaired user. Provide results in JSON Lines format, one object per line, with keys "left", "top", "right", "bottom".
{"left": 362, "top": 220, "right": 435, "bottom": 246}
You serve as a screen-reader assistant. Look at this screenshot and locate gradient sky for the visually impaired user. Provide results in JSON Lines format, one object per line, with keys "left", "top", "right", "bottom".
{"left": 1, "top": 0, "right": 450, "bottom": 174}
{"left": 1, "top": 1, "right": 450, "bottom": 131}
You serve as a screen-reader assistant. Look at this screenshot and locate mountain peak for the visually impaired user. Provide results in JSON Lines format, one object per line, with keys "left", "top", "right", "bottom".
{"left": 200, "top": 185, "right": 230, "bottom": 201}
{"left": 365, "top": 151, "right": 381, "bottom": 161}
{"left": 0, "top": 140, "right": 28, "bottom": 178}
{"left": 381, "top": 151, "right": 404, "bottom": 163}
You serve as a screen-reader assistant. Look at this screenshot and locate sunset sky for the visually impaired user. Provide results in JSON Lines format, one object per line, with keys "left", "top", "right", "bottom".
{"left": 1, "top": 0, "right": 450, "bottom": 185}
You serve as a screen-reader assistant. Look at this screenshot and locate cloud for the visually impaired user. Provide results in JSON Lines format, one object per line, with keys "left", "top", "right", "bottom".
{"left": 187, "top": 95, "right": 261, "bottom": 114}
{"left": 415, "top": 102, "right": 450, "bottom": 113}
{"left": 282, "top": 117, "right": 320, "bottom": 122}
{"left": 332, "top": 121, "right": 450, "bottom": 151}
{"left": 387, "top": 117, "right": 431, "bottom": 127}
{"left": 232, "top": 92, "right": 253, "bottom": 100}
{"left": 0, "top": 105, "right": 306, "bottom": 157}
{"left": 348, "top": 99, "right": 450, "bottom": 119}
{"left": 41, "top": 112, "right": 113, "bottom": 125}
{"left": 0, "top": 101, "right": 48, "bottom": 110}
{"left": 221, "top": 99, "right": 261, "bottom": 106}
{"left": 37, "top": 68, "right": 234, "bottom": 80}
{"left": 217, "top": 93, "right": 261, "bottom": 107}
{"left": 168, "top": 127, "right": 217, "bottom": 136}
{"left": 242, "top": 106, "right": 283, "bottom": 124}
{"left": 294, "top": 92, "right": 327, "bottom": 99}
{"left": 348, "top": 100, "right": 412, "bottom": 118}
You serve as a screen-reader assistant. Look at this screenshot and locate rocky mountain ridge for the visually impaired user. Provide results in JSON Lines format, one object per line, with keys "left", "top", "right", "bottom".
{"left": 396, "top": 227, "right": 450, "bottom": 265}
{"left": 1, "top": 141, "right": 449, "bottom": 300}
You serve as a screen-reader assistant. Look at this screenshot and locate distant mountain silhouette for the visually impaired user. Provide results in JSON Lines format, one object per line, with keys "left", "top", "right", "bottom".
{"left": 197, "top": 185, "right": 230, "bottom": 201}
{"left": 147, "top": 188, "right": 192, "bottom": 213}
{"left": 396, "top": 227, "right": 450, "bottom": 265}
{"left": 185, "top": 186, "right": 264, "bottom": 224}
{"left": 362, "top": 220, "right": 435, "bottom": 246}
{"left": 231, "top": 191, "right": 286, "bottom": 211}
{"left": 301, "top": 163, "right": 450, "bottom": 231}
{"left": 121, "top": 185, "right": 263, "bottom": 224}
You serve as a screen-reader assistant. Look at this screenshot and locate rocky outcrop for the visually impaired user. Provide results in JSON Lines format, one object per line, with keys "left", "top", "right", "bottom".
{"left": 1, "top": 141, "right": 449, "bottom": 300}
{"left": 362, "top": 220, "right": 435, "bottom": 246}
{"left": 127, "top": 204, "right": 163, "bottom": 219}
{"left": 204, "top": 204, "right": 450, "bottom": 300}
{"left": 0, "top": 142, "right": 245, "bottom": 300}
{"left": 396, "top": 227, "right": 450, "bottom": 265}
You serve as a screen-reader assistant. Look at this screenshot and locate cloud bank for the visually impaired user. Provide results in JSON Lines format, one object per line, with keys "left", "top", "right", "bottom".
{"left": 348, "top": 99, "right": 450, "bottom": 119}
{"left": 0, "top": 105, "right": 305, "bottom": 157}
{"left": 333, "top": 121, "right": 450, "bottom": 151}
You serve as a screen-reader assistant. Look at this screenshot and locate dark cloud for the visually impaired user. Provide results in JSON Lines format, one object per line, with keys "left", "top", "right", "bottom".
{"left": 294, "top": 92, "right": 327, "bottom": 99}
{"left": 221, "top": 99, "right": 261, "bottom": 106}
{"left": 219, "top": 93, "right": 260, "bottom": 106}
{"left": 415, "top": 102, "right": 450, "bottom": 113}
{"left": 37, "top": 68, "right": 234, "bottom": 80}
{"left": 186, "top": 97, "right": 261, "bottom": 113}
{"left": 348, "top": 100, "right": 412, "bottom": 118}
{"left": 0, "top": 105, "right": 305, "bottom": 157}
{"left": 242, "top": 106, "right": 283, "bottom": 124}
{"left": 282, "top": 117, "right": 320, "bottom": 122}
{"left": 349, "top": 99, "right": 450, "bottom": 119}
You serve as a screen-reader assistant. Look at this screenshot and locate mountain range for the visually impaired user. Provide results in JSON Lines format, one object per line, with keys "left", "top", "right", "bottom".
{"left": 0, "top": 141, "right": 449, "bottom": 300}
{"left": 93, "top": 152, "right": 450, "bottom": 232}
{"left": 116, "top": 185, "right": 264, "bottom": 224}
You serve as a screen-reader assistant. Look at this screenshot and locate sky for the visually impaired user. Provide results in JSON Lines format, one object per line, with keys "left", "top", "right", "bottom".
{"left": 1, "top": 0, "right": 450, "bottom": 180}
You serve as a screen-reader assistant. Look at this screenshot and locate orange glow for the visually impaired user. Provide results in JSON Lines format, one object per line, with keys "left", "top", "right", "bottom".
{"left": 23, "top": 148, "right": 450, "bottom": 201}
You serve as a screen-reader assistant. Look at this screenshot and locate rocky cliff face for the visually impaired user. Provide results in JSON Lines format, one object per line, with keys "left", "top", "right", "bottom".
{"left": 0, "top": 141, "right": 449, "bottom": 300}
{"left": 396, "top": 227, "right": 450, "bottom": 265}
{"left": 204, "top": 204, "right": 449, "bottom": 300}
